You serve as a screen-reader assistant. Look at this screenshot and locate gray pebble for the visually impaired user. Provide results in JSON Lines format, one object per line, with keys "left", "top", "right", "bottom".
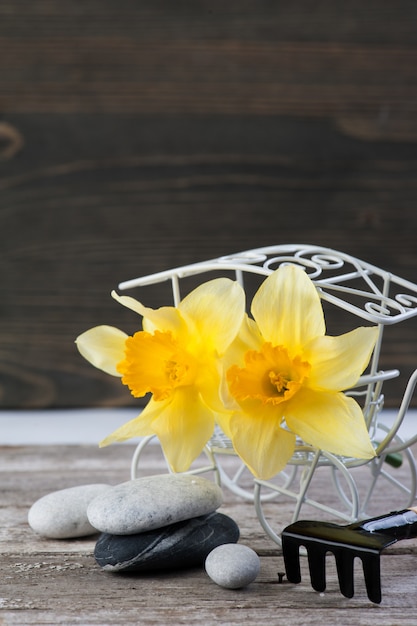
{"left": 205, "top": 543, "right": 260, "bottom": 589}
{"left": 87, "top": 474, "right": 223, "bottom": 535}
{"left": 28, "top": 484, "right": 111, "bottom": 539}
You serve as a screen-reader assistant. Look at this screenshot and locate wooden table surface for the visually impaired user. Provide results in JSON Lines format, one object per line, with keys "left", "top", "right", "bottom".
{"left": 1, "top": 442, "right": 417, "bottom": 625}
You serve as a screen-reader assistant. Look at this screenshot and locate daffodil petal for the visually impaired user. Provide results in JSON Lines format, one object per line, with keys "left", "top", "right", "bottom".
{"left": 251, "top": 265, "right": 325, "bottom": 353}
{"left": 306, "top": 326, "right": 378, "bottom": 391}
{"left": 220, "top": 315, "right": 264, "bottom": 409}
{"left": 99, "top": 398, "right": 163, "bottom": 446}
{"left": 221, "top": 405, "right": 296, "bottom": 479}
{"left": 285, "top": 387, "right": 375, "bottom": 459}
{"left": 111, "top": 290, "right": 146, "bottom": 316}
{"left": 112, "top": 290, "right": 184, "bottom": 334}
{"left": 222, "top": 314, "right": 263, "bottom": 370}
{"left": 151, "top": 388, "right": 216, "bottom": 473}
{"left": 75, "top": 326, "right": 127, "bottom": 376}
{"left": 195, "top": 358, "right": 225, "bottom": 413}
{"left": 179, "top": 278, "right": 245, "bottom": 353}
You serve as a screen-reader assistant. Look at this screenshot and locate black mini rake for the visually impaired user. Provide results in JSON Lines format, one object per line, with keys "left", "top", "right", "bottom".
{"left": 281, "top": 506, "right": 417, "bottom": 603}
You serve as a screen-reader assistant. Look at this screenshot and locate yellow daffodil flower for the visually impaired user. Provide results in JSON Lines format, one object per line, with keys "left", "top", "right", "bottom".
{"left": 218, "top": 264, "right": 378, "bottom": 480}
{"left": 75, "top": 278, "right": 245, "bottom": 472}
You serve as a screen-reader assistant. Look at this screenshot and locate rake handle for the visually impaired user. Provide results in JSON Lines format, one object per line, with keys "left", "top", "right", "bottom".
{"left": 358, "top": 506, "right": 417, "bottom": 540}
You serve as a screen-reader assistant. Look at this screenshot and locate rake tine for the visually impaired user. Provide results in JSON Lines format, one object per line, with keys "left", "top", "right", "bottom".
{"left": 306, "top": 542, "right": 327, "bottom": 592}
{"left": 334, "top": 548, "right": 355, "bottom": 598}
{"left": 361, "top": 552, "right": 382, "bottom": 604}
{"left": 281, "top": 535, "right": 302, "bottom": 584}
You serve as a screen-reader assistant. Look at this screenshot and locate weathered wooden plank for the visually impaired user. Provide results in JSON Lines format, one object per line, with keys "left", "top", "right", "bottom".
{"left": 0, "top": 0, "right": 416, "bottom": 120}
{"left": 0, "top": 0, "right": 416, "bottom": 43}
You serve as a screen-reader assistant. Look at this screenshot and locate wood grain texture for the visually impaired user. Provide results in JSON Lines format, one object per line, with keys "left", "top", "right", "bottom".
{"left": 1, "top": 1, "right": 417, "bottom": 408}
{"left": 1, "top": 443, "right": 417, "bottom": 625}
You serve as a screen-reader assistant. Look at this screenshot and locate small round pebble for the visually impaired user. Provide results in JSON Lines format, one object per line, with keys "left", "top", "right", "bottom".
{"left": 205, "top": 543, "right": 260, "bottom": 589}
{"left": 28, "top": 484, "right": 111, "bottom": 539}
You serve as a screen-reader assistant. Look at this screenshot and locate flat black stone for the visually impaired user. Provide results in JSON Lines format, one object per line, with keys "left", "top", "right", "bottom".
{"left": 94, "top": 511, "right": 240, "bottom": 573}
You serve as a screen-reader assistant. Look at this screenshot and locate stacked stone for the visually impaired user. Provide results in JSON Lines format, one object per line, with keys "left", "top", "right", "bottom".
{"left": 87, "top": 474, "right": 240, "bottom": 572}
{"left": 28, "top": 475, "right": 244, "bottom": 576}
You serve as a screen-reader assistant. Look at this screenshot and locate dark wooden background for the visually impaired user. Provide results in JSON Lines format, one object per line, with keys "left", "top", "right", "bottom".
{"left": 1, "top": 1, "right": 417, "bottom": 409}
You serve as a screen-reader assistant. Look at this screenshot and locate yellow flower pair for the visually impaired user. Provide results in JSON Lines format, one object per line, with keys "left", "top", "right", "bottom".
{"left": 76, "top": 265, "right": 378, "bottom": 479}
